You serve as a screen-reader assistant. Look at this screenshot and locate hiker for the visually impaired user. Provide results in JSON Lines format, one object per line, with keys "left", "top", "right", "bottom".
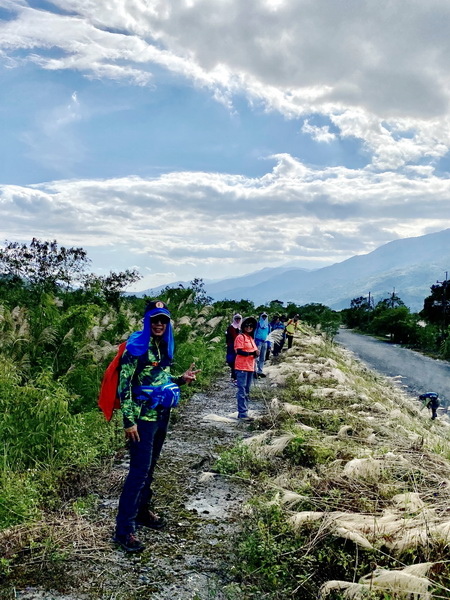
{"left": 285, "top": 314, "right": 300, "bottom": 349}
{"left": 114, "top": 300, "right": 199, "bottom": 552}
{"left": 270, "top": 315, "right": 285, "bottom": 357}
{"left": 254, "top": 312, "right": 270, "bottom": 377}
{"left": 225, "top": 313, "right": 242, "bottom": 382}
{"left": 419, "top": 392, "right": 440, "bottom": 420}
{"left": 234, "top": 316, "right": 259, "bottom": 421}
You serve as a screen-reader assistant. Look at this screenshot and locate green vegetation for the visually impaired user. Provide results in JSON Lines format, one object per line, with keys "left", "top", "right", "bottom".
{"left": 0, "top": 240, "right": 231, "bottom": 532}
{"left": 1, "top": 237, "right": 450, "bottom": 599}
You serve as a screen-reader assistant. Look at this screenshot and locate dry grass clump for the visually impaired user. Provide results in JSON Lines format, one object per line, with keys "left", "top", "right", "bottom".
{"left": 240, "top": 327, "right": 450, "bottom": 597}
{"left": 320, "top": 562, "right": 434, "bottom": 599}
{"left": 0, "top": 515, "right": 110, "bottom": 561}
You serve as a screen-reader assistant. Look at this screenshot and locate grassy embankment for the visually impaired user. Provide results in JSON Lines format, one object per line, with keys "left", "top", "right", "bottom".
{"left": 216, "top": 326, "right": 450, "bottom": 599}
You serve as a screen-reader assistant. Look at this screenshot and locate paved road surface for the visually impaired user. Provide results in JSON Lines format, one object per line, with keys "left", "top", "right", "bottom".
{"left": 335, "top": 328, "right": 450, "bottom": 404}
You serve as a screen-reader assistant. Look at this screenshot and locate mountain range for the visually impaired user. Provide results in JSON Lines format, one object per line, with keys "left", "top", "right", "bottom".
{"left": 137, "top": 228, "right": 450, "bottom": 312}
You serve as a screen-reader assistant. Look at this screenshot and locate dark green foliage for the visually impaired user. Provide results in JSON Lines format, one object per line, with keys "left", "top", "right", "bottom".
{"left": 369, "top": 306, "right": 416, "bottom": 343}
{"left": 0, "top": 238, "right": 90, "bottom": 292}
{"left": 283, "top": 435, "right": 336, "bottom": 467}
{"left": 342, "top": 288, "right": 450, "bottom": 354}
{"left": 81, "top": 269, "right": 142, "bottom": 307}
{"left": 215, "top": 298, "right": 255, "bottom": 316}
{"left": 421, "top": 279, "right": 450, "bottom": 331}
{"left": 189, "top": 278, "right": 213, "bottom": 306}
{"left": 297, "top": 303, "right": 341, "bottom": 338}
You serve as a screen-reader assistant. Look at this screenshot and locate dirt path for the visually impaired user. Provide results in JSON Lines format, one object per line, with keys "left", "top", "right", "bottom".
{"left": 13, "top": 373, "right": 270, "bottom": 600}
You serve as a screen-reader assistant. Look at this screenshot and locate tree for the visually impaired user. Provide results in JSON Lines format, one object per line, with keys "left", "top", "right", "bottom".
{"left": 375, "top": 293, "right": 405, "bottom": 311}
{"left": 189, "top": 278, "right": 213, "bottom": 306}
{"left": 341, "top": 296, "right": 373, "bottom": 329}
{"left": 370, "top": 306, "right": 414, "bottom": 343}
{"left": 297, "top": 303, "right": 341, "bottom": 339}
{"left": 82, "top": 269, "right": 142, "bottom": 306}
{"left": 421, "top": 280, "right": 450, "bottom": 331}
{"left": 268, "top": 299, "right": 284, "bottom": 312}
{"left": 350, "top": 296, "right": 372, "bottom": 310}
{"left": 215, "top": 298, "right": 255, "bottom": 315}
{"left": 0, "top": 238, "right": 90, "bottom": 291}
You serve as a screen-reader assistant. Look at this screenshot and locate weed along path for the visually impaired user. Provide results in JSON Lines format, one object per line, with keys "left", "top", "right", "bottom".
{"left": 9, "top": 374, "right": 269, "bottom": 600}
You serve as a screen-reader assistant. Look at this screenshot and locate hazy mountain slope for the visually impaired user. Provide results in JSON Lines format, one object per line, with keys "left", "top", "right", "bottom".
{"left": 206, "top": 265, "right": 310, "bottom": 296}
{"left": 206, "top": 229, "right": 450, "bottom": 311}
{"left": 134, "top": 265, "right": 310, "bottom": 299}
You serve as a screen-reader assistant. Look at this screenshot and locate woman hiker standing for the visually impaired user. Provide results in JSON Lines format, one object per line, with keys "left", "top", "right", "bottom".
{"left": 225, "top": 313, "right": 242, "bottom": 382}
{"left": 114, "top": 300, "right": 200, "bottom": 552}
{"left": 234, "top": 316, "right": 259, "bottom": 421}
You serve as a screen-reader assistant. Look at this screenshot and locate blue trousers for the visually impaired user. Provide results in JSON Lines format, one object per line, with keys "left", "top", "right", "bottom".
{"left": 116, "top": 412, "right": 170, "bottom": 536}
{"left": 255, "top": 339, "right": 267, "bottom": 374}
{"left": 236, "top": 369, "right": 254, "bottom": 418}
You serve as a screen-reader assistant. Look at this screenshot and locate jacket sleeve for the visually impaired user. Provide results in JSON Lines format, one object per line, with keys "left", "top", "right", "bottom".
{"left": 118, "top": 351, "right": 140, "bottom": 428}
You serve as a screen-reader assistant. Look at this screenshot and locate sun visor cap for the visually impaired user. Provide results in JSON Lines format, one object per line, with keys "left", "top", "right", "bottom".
{"left": 145, "top": 300, "right": 171, "bottom": 318}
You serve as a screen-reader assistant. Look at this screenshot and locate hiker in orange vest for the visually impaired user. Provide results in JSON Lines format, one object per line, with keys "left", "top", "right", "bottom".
{"left": 114, "top": 300, "right": 199, "bottom": 553}
{"left": 234, "top": 316, "right": 259, "bottom": 421}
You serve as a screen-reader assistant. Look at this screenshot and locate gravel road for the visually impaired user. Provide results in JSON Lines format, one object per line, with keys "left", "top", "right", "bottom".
{"left": 336, "top": 328, "right": 450, "bottom": 404}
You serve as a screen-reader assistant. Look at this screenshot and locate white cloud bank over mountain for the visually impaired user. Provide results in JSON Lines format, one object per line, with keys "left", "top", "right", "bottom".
{"left": 1, "top": 155, "right": 448, "bottom": 288}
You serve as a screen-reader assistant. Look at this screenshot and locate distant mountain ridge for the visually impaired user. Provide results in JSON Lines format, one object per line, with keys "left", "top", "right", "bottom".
{"left": 135, "top": 229, "right": 450, "bottom": 312}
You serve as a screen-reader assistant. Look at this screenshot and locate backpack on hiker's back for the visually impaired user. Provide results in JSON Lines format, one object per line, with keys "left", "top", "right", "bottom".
{"left": 98, "top": 342, "right": 127, "bottom": 421}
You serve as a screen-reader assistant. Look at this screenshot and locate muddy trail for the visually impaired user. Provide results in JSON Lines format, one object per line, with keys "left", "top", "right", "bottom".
{"left": 9, "top": 373, "right": 272, "bottom": 600}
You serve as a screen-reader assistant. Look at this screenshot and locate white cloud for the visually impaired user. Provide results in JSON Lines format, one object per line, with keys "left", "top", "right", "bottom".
{"left": 1, "top": 155, "right": 449, "bottom": 280}
{"left": 2, "top": 1, "right": 450, "bottom": 284}
{"left": 302, "top": 119, "right": 336, "bottom": 143}
{"left": 18, "top": 90, "right": 85, "bottom": 172}
{"left": 3, "top": 1, "right": 450, "bottom": 169}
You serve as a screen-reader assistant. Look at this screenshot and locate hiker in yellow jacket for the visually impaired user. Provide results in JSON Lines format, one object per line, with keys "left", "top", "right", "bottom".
{"left": 285, "top": 315, "right": 300, "bottom": 349}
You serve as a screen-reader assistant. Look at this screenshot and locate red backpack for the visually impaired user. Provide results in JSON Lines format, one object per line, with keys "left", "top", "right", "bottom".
{"left": 98, "top": 341, "right": 127, "bottom": 421}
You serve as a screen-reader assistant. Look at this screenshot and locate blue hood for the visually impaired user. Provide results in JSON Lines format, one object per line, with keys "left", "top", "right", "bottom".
{"left": 126, "top": 306, "right": 174, "bottom": 365}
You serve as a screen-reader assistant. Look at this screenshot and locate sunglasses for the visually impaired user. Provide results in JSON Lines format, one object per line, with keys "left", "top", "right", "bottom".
{"left": 151, "top": 315, "right": 170, "bottom": 325}
{"left": 244, "top": 324, "right": 254, "bottom": 328}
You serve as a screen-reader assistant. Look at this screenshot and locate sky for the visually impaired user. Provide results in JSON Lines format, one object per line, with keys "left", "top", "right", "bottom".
{"left": 1, "top": 0, "right": 450, "bottom": 292}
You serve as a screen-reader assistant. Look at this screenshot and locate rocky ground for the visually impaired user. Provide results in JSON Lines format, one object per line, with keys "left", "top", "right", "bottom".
{"left": 6, "top": 372, "right": 272, "bottom": 600}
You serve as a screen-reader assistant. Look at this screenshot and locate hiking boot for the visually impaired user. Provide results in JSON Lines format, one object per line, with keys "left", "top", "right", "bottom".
{"left": 136, "top": 509, "right": 166, "bottom": 530}
{"left": 114, "top": 532, "right": 145, "bottom": 553}
{"left": 257, "top": 372, "right": 266, "bottom": 378}
{"left": 238, "top": 416, "right": 254, "bottom": 422}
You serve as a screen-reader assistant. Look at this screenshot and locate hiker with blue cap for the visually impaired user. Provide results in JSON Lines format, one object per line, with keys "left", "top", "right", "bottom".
{"left": 114, "top": 300, "right": 200, "bottom": 552}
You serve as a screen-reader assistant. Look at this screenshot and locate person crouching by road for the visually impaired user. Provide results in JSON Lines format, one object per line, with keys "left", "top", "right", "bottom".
{"left": 234, "top": 317, "right": 259, "bottom": 421}
{"left": 114, "top": 300, "right": 200, "bottom": 553}
{"left": 419, "top": 392, "right": 440, "bottom": 420}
